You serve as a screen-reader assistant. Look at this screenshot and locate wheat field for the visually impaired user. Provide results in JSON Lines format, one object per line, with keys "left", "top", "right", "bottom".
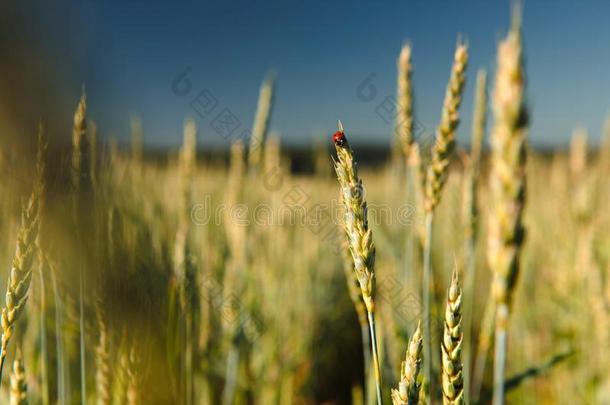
{"left": 0, "top": 6, "right": 609, "bottom": 405}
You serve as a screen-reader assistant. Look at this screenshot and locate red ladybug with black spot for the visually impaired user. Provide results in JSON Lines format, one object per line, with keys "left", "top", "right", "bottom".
{"left": 332, "top": 120, "right": 348, "bottom": 147}
{"left": 333, "top": 130, "right": 347, "bottom": 147}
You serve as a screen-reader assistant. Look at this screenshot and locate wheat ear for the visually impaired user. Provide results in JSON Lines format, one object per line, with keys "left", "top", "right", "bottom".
{"left": 95, "top": 304, "right": 112, "bottom": 405}
{"left": 424, "top": 42, "right": 469, "bottom": 213}
{"left": 341, "top": 242, "right": 369, "bottom": 331}
{"left": 126, "top": 344, "right": 141, "bottom": 405}
{"left": 469, "top": 69, "right": 487, "bottom": 179}
{"left": 441, "top": 268, "right": 464, "bottom": 405}
{"left": 422, "top": 42, "right": 468, "bottom": 399}
{"left": 71, "top": 89, "right": 89, "bottom": 196}
{"left": 333, "top": 123, "right": 376, "bottom": 313}
{"left": 224, "top": 141, "right": 247, "bottom": 259}
{"left": 9, "top": 349, "right": 27, "bottom": 405}
{"left": 333, "top": 122, "right": 382, "bottom": 405}
{"left": 396, "top": 43, "right": 419, "bottom": 291}
{"left": 396, "top": 43, "right": 414, "bottom": 160}
{"left": 113, "top": 338, "right": 129, "bottom": 405}
{"left": 248, "top": 75, "right": 275, "bottom": 171}
{"left": 0, "top": 187, "right": 40, "bottom": 380}
{"left": 488, "top": 8, "right": 528, "bottom": 405}
{"left": 392, "top": 321, "right": 423, "bottom": 405}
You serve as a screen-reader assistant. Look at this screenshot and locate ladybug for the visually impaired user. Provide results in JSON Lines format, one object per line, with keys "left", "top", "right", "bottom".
{"left": 332, "top": 130, "right": 347, "bottom": 147}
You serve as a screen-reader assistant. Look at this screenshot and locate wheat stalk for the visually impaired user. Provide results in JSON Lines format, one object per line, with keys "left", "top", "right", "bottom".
{"left": 90, "top": 120, "right": 98, "bottom": 186}
{"left": 47, "top": 256, "right": 67, "bottom": 404}
{"left": 9, "top": 349, "right": 27, "bottom": 405}
{"left": 441, "top": 268, "right": 464, "bottom": 405}
{"left": 392, "top": 321, "right": 423, "bottom": 405}
{"left": 408, "top": 143, "right": 426, "bottom": 241}
{"left": 471, "top": 296, "right": 494, "bottom": 402}
{"left": 488, "top": 7, "right": 528, "bottom": 404}
{"left": 333, "top": 121, "right": 382, "bottom": 405}
{"left": 221, "top": 141, "right": 247, "bottom": 405}
{"left": 176, "top": 119, "right": 198, "bottom": 405}
{"left": 248, "top": 75, "right": 275, "bottom": 171}
{"left": 174, "top": 119, "right": 197, "bottom": 282}
{"left": 422, "top": 42, "right": 468, "bottom": 399}
{"left": 462, "top": 68, "right": 487, "bottom": 403}
{"left": 71, "top": 88, "right": 90, "bottom": 405}
{"left": 33, "top": 122, "right": 51, "bottom": 405}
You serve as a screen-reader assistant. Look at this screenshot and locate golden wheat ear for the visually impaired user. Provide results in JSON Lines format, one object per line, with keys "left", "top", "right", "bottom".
{"left": 0, "top": 189, "right": 40, "bottom": 379}
{"left": 424, "top": 42, "right": 469, "bottom": 213}
{"left": 391, "top": 321, "right": 423, "bottom": 405}
{"left": 441, "top": 267, "right": 464, "bottom": 404}
{"left": 248, "top": 75, "right": 275, "bottom": 171}
{"left": 396, "top": 42, "right": 414, "bottom": 160}
{"left": 332, "top": 122, "right": 382, "bottom": 405}
{"left": 9, "top": 349, "right": 28, "bottom": 405}
{"left": 421, "top": 40, "right": 469, "bottom": 400}
{"left": 488, "top": 6, "right": 528, "bottom": 404}
{"left": 95, "top": 303, "right": 112, "bottom": 405}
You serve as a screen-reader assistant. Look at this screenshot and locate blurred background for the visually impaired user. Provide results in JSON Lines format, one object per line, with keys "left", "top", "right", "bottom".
{"left": 2, "top": 0, "right": 610, "bottom": 151}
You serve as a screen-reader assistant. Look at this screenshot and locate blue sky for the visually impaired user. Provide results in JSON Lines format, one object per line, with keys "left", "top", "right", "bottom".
{"left": 45, "top": 0, "right": 610, "bottom": 149}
